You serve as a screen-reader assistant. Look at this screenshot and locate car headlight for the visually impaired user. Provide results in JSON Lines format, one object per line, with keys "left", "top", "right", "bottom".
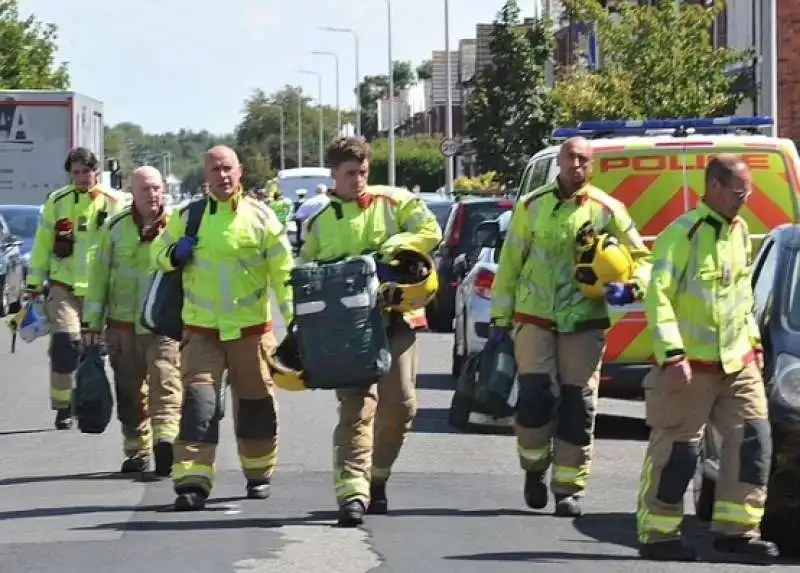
{"left": 771, "top": 353, "right": 800, "bottom": 408}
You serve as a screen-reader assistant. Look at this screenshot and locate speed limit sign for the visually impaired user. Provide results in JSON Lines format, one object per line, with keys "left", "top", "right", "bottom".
{"left": 440, "top": 138, "right": 459, "bottom": 158}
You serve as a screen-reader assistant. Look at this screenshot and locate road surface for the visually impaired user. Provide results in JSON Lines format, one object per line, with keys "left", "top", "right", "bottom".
{"left": 0, "top": 320, "right": 794, "bottom": 572}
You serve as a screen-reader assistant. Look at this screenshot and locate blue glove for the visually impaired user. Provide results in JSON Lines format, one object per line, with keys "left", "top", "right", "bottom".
{"left": 171, "top": 236, "right": 198, "bottom": 266}
{"left": 488, "top": 326, "right": 510, "bottom": 344}
{"left": 605, "top": 282, "right": 636, "bottom": 306}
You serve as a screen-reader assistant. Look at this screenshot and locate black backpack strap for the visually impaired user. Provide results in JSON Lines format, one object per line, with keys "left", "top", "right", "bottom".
{"left": 184, "top": 198, "right": 208, "bottom": 238}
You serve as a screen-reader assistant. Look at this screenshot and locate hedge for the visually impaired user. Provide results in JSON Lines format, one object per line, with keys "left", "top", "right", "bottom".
{"left": 369, "top": 136, "right": 446, "bottom": 190}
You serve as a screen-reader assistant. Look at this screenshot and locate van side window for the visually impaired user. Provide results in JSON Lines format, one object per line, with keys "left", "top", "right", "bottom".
{"left": 528, "top": 158, "right": 551, "bottom": 192}
{"left": 516, "top": 162, "right": 534, "bottom": 201}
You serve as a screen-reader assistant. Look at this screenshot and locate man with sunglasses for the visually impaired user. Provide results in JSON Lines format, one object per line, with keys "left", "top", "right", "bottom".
{"left": 637, "top": 154, "right": 777, "bottom": 563}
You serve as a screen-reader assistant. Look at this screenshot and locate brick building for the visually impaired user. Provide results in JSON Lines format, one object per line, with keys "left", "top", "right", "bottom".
{"left": 778, "top": 0, "right": 800, "bottom": 141}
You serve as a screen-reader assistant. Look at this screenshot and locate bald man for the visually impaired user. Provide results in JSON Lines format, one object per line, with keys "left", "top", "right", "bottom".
{"left": 636, "top": 155, "right": 777, "bottom": 563}
{"left": 490, "top": 137, "right": 651, "bottom": 517}
{"left": 83, "top": 166, "right": 182, "bottom": 476}
{"left": 151, "top": 146, "right": 294, "bottom": 511}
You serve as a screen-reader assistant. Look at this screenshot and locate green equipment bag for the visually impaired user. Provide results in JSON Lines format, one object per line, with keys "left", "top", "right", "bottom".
{"left": 475, "top": 336, "right": 517, "bottom": 418}
{"left": 448, "top": 351, "right": 514, "bottom": 435}
{"left": 290, "top": 255, "right": 392, "bottom": 390}
{"left": 73, "top": 344, "right": 114, "bottom": 434}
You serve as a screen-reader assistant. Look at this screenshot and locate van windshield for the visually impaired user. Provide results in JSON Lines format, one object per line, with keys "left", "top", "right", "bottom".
{"left": 279, "top": 175, "right": 334, "bottom": 203}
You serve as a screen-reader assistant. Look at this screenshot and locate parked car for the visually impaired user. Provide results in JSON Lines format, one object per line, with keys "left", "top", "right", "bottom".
{"left": 451, "top": 211, "right": 510, "bottom": 377}
{"left": 0, "top": 209, "right": 27, "bottom": 316}
{"left": 0, "top": 204, "right": 41, "bottom": 275}
{"left": 426, "top": 196, "right": 514, "bottom": 332}
{"left": 420, "top": 193, "right": 454, "bottom": 233}
{"left": 694, "top": 224, "right": 800, "bottom": 558}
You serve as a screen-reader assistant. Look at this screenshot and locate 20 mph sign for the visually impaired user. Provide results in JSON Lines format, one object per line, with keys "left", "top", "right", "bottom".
{"left": 440, "top": 138, "right": 459, "bottom": 158}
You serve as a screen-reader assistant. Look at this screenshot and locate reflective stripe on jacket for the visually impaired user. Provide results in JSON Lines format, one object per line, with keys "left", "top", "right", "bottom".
{"left": 151, "top": 193, "right": 294, "bottom": 341}
{"left": 83, "top": 207, "right": 169, "bottom": 332}
{"left": 299, "top": 185, "right": 443, "bottom": 329}
{"left": 646, "top": 202, "right": 759, "bottom": 373}
{"left": 28, "top": 184, "right": 123, "bottom": 295}
{"left": 490, "top": 180, "right": 651, "bottom": 331}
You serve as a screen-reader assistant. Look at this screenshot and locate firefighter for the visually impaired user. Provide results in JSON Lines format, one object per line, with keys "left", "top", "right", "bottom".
{"left": 268, "top": 188, "right": 293, "bottom": 228}
{"left": 82, "top": 166, "right": 181, "bottom": 477}
{"left": 151, "top": 146, "right": 294, "bottom": 511}
{"left": 637, "top": 154, "right": 778, "bottom": 563}
{"left": 489, "top": 137, "right": 651, "bottom": 517}
{"left": 26, "top": 147, "right": 122, "bottom": 430}
{"left": 299, "top": 137, "right": 442, "bottom": 527}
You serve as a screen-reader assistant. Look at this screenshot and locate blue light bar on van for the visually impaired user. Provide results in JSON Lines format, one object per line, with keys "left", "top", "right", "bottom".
{"left": 552, "top": 116, "right": 775, "bottom": 139}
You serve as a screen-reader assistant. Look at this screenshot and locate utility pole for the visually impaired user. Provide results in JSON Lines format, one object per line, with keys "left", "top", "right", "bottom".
{"left": 386, "top": 0, "right": 395, "bottom": 186}
{"left": 320, "top": 27, "right": 361, "bottom": 136}
{"left": 763, "top": 0, "right": 778, "bottom": 137}
{"left": 278, "top": 106, "right": 286, "bottom": 170}
{"left": 444, "top": 0, "right": 454, "bottom": 196}
{"left": 300, "top": 69, "right": 325, "bottom": 167}
{"left": 311, "top": 51, "right": 341, "bottom": 134}
{"left": 297, "top": 95, "right": 303, "bottom": 168}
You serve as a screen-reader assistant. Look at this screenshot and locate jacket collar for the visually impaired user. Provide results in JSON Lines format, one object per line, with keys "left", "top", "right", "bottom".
{"left": 329, "top": 189, "right": 373, "bottom": 209}
{"left": 209, "top": 187, "right": 242, "bottom": 212}
{"left": 132, "top": 205, "right": 167, "bottom": 242}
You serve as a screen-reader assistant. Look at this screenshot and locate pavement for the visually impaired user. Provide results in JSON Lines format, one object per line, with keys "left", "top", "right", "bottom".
{"left": 1, "top": 320, "right": 798, "bottom": 573}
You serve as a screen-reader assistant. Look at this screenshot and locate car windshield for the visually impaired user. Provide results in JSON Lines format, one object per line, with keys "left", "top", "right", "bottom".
{"left": 425, "top": 201, "right": 452, "bottom": 230}
{"left": 462, "top": 202, "right": 513, "bottom": 247}
{"left": 279, "top": 175, "right": 334, "bottom": 203}
{"left": 0, "top": 207, "right": 40, "bottom": 238}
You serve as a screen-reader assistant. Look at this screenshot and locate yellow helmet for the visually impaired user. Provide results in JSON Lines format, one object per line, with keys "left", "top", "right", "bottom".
{"left": 573, "top": 223, "right": 633, "bottom": 300}
{"left": 266, "top": 329, "right": 307, "bottom": 392}
{"left": 378, "top": 246, "right": 439, "bottom": 313}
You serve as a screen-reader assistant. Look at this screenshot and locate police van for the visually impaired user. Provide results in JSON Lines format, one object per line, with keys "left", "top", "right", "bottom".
{"left": 514, "top": 116, "right": 800, "bottom": 396}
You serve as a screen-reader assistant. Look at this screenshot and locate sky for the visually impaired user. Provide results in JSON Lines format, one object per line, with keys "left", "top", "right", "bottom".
{"left": 19, "top": 0, "right": 542, "bottom": 136}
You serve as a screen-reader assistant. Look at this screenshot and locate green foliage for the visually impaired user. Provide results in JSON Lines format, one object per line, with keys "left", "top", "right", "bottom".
{"left": 369, "top": 136, "right": 445, "bottom": 191}
{"left": 416, "top": 60, "right": 433, "bottom": 81}
{"left": 0, "top": 0, "right": 69, "bottom": 89}
{"left": 466, "top": 0, "right": 557, "bottom": 185}
{"left": 454, "top": 172, "right": 502, "bottom": 192}
{"left": 358, "top": 62, "right": 418, "bottom": 140}
{"left": 555, "top": 0, "right": 753, "bottom": 123}
{"left": 234, "top": 86, "right": 355, "bottom": 178}
{"left": 104, "top": 123, "right": 233, "bottom": 193}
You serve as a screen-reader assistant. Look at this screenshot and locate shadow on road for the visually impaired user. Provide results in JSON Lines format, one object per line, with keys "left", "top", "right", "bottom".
{"left": 362, "top": 507, "right": 533, "bottom": 518}
{"left": 571, "top": 511, "right": 638, "bottom": 549}
{"left": 415, "top": 373, "right": 454, "bottom": 391}
{"left": 0, "top": 428, "right": 53, "bottom": 437}
{"left": 74, "top": 514, "right": 336, "bottom": 533}
{"left": 412, "top": 407, "right": 460, "bottom": 434}
{"left": 444, "top": 550, "right": 638, "bottom": 563}
{"left": 594, "top": 415, "right": 649, "bottom": 441}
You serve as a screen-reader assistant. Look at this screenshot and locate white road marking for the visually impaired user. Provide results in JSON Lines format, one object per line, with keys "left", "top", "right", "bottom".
{"left": 233, "top": 524, "right": 381, "bottom": 572}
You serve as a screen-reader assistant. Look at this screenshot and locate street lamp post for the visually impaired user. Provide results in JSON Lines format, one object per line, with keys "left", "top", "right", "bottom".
{"left": 311, "top": 51, "right": 341, "bottom": 134}
{"left": 444, "top": 0, "right": 454, "bottom": 196}
{"left": 297, "top": 95, "right": 303, "bottom": 168}
{"left": 273, "top": 105, "right": 286, "bottom": 170}
{"left": 299, "top": 69, "right": 325, "bottom": 167}
{"left": 319, "top": 27, "right": 360, "bottom": 136}
{"left": 385, "top": 0, "right": 395, "bottom": 187}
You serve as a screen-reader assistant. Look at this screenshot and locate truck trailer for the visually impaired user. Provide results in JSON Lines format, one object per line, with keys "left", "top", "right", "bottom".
{"left": 0, "top": 90, "right": 104, "bottom": 205}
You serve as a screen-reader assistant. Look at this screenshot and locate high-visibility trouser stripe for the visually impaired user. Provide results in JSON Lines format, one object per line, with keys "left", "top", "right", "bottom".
{"left": 518, "top": 444, "right": 550, "bottom": 464}
{"left": 334, "top": 473, "right": 370, "bottom": 502}
{"left": 173, "top": 462, "right": 215, "bottom": 488}
{"left": 51, "top": 387, "right": 72, "bottom": 405}
{"left": 637, "top": 457, "right": 682, "bottom": 543}
{"left": 240, "top": 451, "right": 277, "bottom": 471}
{"left": 712, "top": 501, "right": 764, "bottom": 526}
{"left": 124, "top": 434, "right": 152, "bottom": 455}
{"left": 152, "top": 423, "right": 179, "bottom": 444}
{"left": 552, "top": 465, "right": 589, "bottom": 488}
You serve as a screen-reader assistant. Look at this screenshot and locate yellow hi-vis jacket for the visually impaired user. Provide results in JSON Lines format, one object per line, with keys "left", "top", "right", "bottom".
{"left": 28, "top": 185, "right": 123, "bottom": 296}
{"left": 151, "top": 193, "right": 294, "bottom": 341}
{"left": 82, "top": 207, "right": 170, "bottom": 333}
{"left": 299, "top": 185, "right": 443, "bottom": 329}
{"left": 646, "top": 202, "right": 760, "bottom": 373}
{"left": 491, "top": 181, "right": 651, "bottom": 331}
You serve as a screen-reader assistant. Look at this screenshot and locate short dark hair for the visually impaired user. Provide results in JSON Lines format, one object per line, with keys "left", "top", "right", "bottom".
{"left": 325, "top": 137, "right": 372, "bottom": 168}
{"left": 705, "top": 154, "right": 747, "bottom": 188}
{"left": 64, "top": 147, "right": 99, "bottom": 173}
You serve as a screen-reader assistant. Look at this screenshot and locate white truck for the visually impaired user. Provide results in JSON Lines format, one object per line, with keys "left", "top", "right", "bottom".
{"left": 0, "top": 90, "right": 104, "bottom": 205}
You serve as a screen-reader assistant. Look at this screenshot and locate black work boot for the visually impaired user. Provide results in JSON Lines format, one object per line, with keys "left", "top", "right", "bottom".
{"left": 554, "top": 494, "right": 582, "bottom": 518}
{"left": 153, "top": 441, "right": 173, "bottom": 478}
{"left": 639, "top": 539, "right": 698, "bottom": 562}
{"left": 712, "top": 535, "right": 779, "bottom": 564}
{"left": 246, "top": 479, "right": 271, "bottom": 500}
{"left": 338, "top": 499, "right": 366, "bottom": 527}
{"left": 174, "top": 487, "right": 208, "bottom": 511}
{"left": 120, "top": 454, "right": 150, "bottom": 473}
{"left": 54, "top": 408, "right": 73, "bottom": 430}
{"left": 523, "top": 471, "right": 548, "bottom": 510}
{"left": 367, "top": 482, "right": 388, "bottom": 515}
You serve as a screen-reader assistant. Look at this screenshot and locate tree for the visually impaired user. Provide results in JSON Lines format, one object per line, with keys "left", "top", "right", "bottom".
{"left": 357, "top": 61, "right": 419, "bottom": 140}
{"left": 416, "top": 60, "right": 433, "bottom": 81}
{"left": 555, "top": 0, "right": 753, "bottom": 123}
{"left": 369, "top": 136, "right": 445, "bottom": 190}
{"left": 235, "top": 86, "right": 355, "bottom": 173}
{"left": 0, "top": 0, "right": 69, "bottom": 89}
{"left": 466, "top": 0, "right": 557, "bottom": 184}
